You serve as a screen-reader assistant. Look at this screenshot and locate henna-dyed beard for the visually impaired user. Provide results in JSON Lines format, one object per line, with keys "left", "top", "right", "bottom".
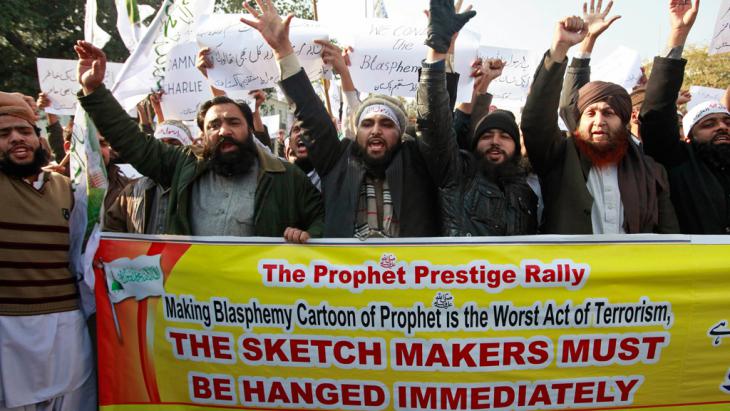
{"left": 574, "top": 126, "right": 630, "bottom": 168}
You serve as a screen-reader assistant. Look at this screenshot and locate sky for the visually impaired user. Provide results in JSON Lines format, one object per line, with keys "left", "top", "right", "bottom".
{"left": 358, "top": 0, "right": 723, "bottom": 62}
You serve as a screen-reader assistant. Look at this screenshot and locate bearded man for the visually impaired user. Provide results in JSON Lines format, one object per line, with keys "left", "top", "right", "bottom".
{"left": 73, "top": 41, "right": 324, "bottom": 242}
{"left": 238, "top": 1, "right": 444, "bottom": 238}
{"left": 521, "top": 15, "right": 678, "bottom": 234}
{"left": 416, "top": 26, "right": 537, "bottom": 236}
{"left": 284, "top": 121, "right": 321, "bottom": 191}
{"left": 0, "top": 92, "right": 96, "bottom": 410}
{"left": 638, "top": 0, "right": 730, "bottom": 234}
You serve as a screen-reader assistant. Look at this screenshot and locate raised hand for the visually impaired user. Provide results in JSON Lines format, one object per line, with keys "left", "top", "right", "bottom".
{"left": 472, "top": 58, "right": 506, "bottom": 94}
{"left": 581, "top": 0, "right": 621, "bottom": 52}
{"left": 74, "top": 40, "right": 107, "bottom": 95}
{"left": 149, "top": 91, "right": 165, "bottom": 122}
{"left": 315, "top": 40, "right": 351, "bottom": 75}
{"left": 676, "top": 90, "right": 692, "bottom": 105}
{"left": 240, "top": 0, "right": 295, "bottom": 59}
{"left": 36, "top": 92, "right": 51, "bottom": 110}
{"left": 669, "top": 0, "right": 700, "bottom": 31}
{"left": 249, "top": 89, "right": 266, "bottom": 111}
{"left": 482, "top": 59, "right": 506, "bottom": 82}
{"left": 668, "top": 0, "right": 700, "bottom": 48}
{"left": 37, "top": 92, "right": 59, "bottom": 124}
{"left": 551, "top": 16, "right": 587, "bottom": 62}
{"left": 426, "top": 0, "right": 477, "bottom": 54}
{"left": 196, "top": 47, "right": 213, "bottom": 78}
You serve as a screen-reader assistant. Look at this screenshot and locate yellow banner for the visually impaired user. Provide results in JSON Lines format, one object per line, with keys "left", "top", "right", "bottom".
{"left": 95, "top": 234, "right": 730, "bottom": 410}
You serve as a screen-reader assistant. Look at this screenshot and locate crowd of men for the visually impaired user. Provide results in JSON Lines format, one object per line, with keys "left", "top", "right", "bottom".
{"left": 1, "top": 0, "right": 729, "bottom": 409}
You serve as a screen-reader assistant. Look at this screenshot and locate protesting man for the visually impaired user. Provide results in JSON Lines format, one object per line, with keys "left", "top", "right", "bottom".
{"left": 104, "top": 120, "right": 194, "bottom": 234}
{"left": 285, "top": 121, "right": 321, "bottom": 191}
{"left": 74, "top": 41, "right": 324, "bottom": 242}
{"left": 0, "top": 92, "right": 95, "bottom": 410}
{"left": 640, "top": 0, "right": 730, "bottom": 234}
{"left": 240, "top": 0, "right": 442, "bottom": 238}
{"left": 416, "top": 0, "right": 537, "bottom": 236}
{"left": 521, "top": 13, "right": 679, "bottom": 234}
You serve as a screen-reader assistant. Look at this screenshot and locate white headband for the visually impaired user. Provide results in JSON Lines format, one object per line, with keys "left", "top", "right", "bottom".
{"left": 683, "top": 101, "right": 730, "bottom": 137}
{"left": 358, "top": 104, "right": 402, "bottom": 132}
{"left": 154, "top": 123, "right": 192, "bottom": 146}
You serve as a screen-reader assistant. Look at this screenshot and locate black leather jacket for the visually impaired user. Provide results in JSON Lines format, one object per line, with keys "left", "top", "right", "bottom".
{"left": 416, "top": 60, "right": 537, "bottom": 236}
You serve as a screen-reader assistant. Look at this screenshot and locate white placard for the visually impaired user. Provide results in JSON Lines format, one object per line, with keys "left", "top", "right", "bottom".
{"left": 37, "top": 58, "right": 124, "bottom": 115}
{"left": 160, "top": 42, "right": 214, "bottom": 120}
{"left": 262, "top": 114, "right": 281, "bottom": 135}
{"left": 591, "top": 46, "right": 643, "bottom": 92}
{"left": 478, "top": 46, "right": 539, "bottom": 106}
{"left": 196, "top": 15, "right": 328, "bottom": 92}
{"left": 710, "top": 0, "right": 730, "bottom": 55}
{"left": 345, "top": 19, "right": 479, "bottom": 101}
{"left": 111, "top": 0, "right": 215, "bottom": 113}
{"left": 687, "top": 86, "right": 726, "bottom": 110}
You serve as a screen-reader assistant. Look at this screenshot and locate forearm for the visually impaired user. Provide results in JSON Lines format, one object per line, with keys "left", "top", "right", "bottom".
{"left": 559, "top": 57, "right": 591, "bottom": 132}
{"left": 416, "top": 59, "right": 460, "bottom": 186}
{"left": 78, "top": 85, "right": 178, "bottom": 186}
{"left": 342, "top": 90, "right": 361, "bottom": 140}
{"left": 46, "top": 121, "right": 66, "bottom": 162}
{"left": 338, "top": 68, "right": 356, "bottom": 93}
{"left": 521, "top": 51, "right": 569, "bottom": 175}
{"left": 639, "top": 57, "right": 687, "bottom": 165}
{"left": 579, "top": 36, "right": 597, "bottom": 54}
{"left": 253, "top": 110, "right": 265, "bottom": 132}
{"left": 469, "top": 92, "right": 493, "bottom": 138}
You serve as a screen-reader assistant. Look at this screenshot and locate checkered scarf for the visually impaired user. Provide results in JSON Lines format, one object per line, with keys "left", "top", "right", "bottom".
{"left": 354, "top": 175, "right": 399, "bottom": 239}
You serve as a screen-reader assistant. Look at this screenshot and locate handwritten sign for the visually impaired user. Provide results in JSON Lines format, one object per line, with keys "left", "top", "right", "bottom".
{"left": 37, "top": 58, "right": 123, "bottom": 115}
{"left": 687, "top": 86, "right": 726, "bottom": 110}
{"left": 160, "top": 42, "right": 214, "bottom": 121}
{"left": 196, "top": 15, "right": 328, "bottom": 92}
{"left": 112, "top": 0, "right": 215, "bottom": 113}
{"left": 478, "top": 46, "right": 539, "bottom": 106}
{"left": 345, "top": 19, "right": 479, "bottom": 101}
{"left": 591, "top": 46, "right": 643, "bottom": 92}
{"left": 709, "top": 0, "right": 730, "bottom": 55}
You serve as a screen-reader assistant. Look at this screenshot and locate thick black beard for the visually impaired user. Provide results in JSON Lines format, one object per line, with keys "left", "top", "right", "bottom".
{"left": 478, "top": 155, "right": 526, "bottom": 187}
{"left": 350, "top": 141, "right": 399, "bottom": 178}
{"left": 0, "top": 146, "right": 49, "bottom": 179}
{"left": 694, "top": 141, "right": 730, "bottom": 171}
{"left": 205, "top": 136, "right": 257, "bottom": 177}
{"left": 294, "top": 157, "right": 314, "bottom": 174}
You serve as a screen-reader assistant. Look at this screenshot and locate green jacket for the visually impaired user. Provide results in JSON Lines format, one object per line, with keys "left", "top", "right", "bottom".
{"left": 79, "top": 85, "right": 324, "bottom": 237}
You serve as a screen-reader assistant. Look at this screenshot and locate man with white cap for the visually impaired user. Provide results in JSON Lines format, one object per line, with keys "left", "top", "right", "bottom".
{"left": 105, "top": 120, "right": 193, "bottom": 234}
{"left": 640, "top": 0, "right": 730, "bottom": 234}
{"left": 238, "top": 0, "right": 443, "bottom": 238}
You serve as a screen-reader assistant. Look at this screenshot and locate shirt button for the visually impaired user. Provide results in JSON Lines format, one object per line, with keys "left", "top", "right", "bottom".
{"left": 223, "top": 192, "right": 229, "bottom": 198}
{"left": 725, "top": 227, "right": 730, "bottom": 233}
{"left": 218, "top": 209, "right": 224, "bottom": 215}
